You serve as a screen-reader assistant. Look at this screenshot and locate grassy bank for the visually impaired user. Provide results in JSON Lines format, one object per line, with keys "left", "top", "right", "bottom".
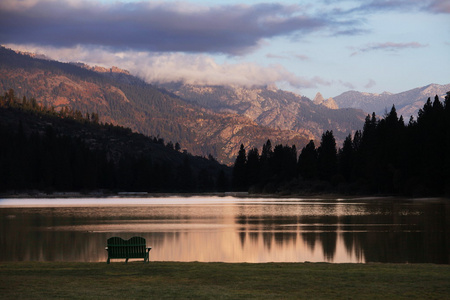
{"left": 1, "top": 262, "right": 449, "bottom": 299}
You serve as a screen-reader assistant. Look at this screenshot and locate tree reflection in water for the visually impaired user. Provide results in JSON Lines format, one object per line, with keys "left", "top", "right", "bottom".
{"left": 0, "top": 198, "right": 449, "bottom": 263}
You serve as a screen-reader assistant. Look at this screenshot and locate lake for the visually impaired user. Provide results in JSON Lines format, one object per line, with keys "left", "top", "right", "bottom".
{"left": 1, "top": 196, "right": 449, "bottom": 263}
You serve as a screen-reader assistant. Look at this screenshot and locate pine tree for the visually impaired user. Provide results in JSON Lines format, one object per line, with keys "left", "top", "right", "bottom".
{"left": 444, "top": 92, "right": 450, "bottom": 195}
{"left": 259, "top": 140, "right": 273, "bottom": 184}
{"left": 298, "top": 140, "right": 317, "bottom": 180}
{"left": 317, "top": 131, "right": 337, "bottom": 181}
{"left": 216, "top": 170, "right": 229, "bottom": 192}
{"left": 271, "top": 144, "right": 297, "bottom": 182}
{"left": 339, "top": 134, "right": 354, "bottom": 182}
{"left": 232, "top": 144, "right": 247, "bottom": 191}
{"left": 246, "top": 147, "right": 260, "bottom": 187}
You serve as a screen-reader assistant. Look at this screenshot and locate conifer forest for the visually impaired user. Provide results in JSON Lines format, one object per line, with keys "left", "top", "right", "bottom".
{"left": 1, "top": 88, "right": 449, "bottom": 197}
{"left": 232, "top": 93, "right": 450, "bottom": 197}
{"left": 0, "top": 89, "right": 229, "bottom": 193}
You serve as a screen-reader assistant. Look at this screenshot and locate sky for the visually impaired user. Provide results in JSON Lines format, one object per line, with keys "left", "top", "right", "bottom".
{"left": 1, "top": 0, "right": 449, "bottom": 99}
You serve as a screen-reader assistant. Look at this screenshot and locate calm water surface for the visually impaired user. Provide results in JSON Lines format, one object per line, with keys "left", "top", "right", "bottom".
{"left": 1, "top": 196, "right": 449, "bottom": 263}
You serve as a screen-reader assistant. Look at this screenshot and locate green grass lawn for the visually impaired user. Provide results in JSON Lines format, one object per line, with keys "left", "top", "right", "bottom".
{"left": 1, "top": 262, "right": 449, "bottom": 299}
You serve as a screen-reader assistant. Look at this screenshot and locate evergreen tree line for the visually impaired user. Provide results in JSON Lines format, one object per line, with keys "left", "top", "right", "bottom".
{"left": 1, "top": 88, "right": 100, "bottom": 124}
{"left": 1, "top": 89, "right": 185, "bottom": 153}
{"left": 0, "top": 118, "right": 229, "bottom": 193}
{"left": 232, "top": 93, "right": 450, "bottom": 196}
{"left": 0, "top": 90, "right": 229, "bottom": 193}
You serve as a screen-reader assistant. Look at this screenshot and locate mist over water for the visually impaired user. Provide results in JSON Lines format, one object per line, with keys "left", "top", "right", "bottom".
{"left": 1, "top": 197, "right": 448, "bottom": 263}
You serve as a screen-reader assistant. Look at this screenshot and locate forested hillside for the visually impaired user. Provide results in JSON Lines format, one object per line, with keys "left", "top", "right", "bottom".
{"left": 0, "top": 46, "right": 310, "bottom": 164}
{"left": 0, "top": 90, "right": 230, "bottom": 193}
{"left": 232, "top": 93, "right": 450, "bottom": 197}
{"left": 161, "top": 83, "right": 366, "bottom": 143}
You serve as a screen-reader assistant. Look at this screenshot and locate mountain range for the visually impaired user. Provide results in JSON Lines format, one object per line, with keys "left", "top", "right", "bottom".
{"left": 3, "top": 46, "right": 446, "bottom": 165}
{"left": 159, "top": 83, "right": 365, "bottom": 143}
{"left": 333, "top": 83, "right": 450, "bottom": 119}
{"left": 0, "top": 46, "right": 368, "bottom": 164}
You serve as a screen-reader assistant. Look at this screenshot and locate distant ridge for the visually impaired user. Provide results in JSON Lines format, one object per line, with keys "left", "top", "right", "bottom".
{"left": 334, "top": 83, "right": 450, "bottom": 118}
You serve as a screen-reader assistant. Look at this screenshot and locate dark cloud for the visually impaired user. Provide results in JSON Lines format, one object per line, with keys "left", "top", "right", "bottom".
{"left": 0, "top": 1, "right": 345, "bottom": 55}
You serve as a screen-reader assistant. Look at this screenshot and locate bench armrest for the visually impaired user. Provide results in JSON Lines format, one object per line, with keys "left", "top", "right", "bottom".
{"left": 105, "top": 247, "right": 108, "bottom": 250}
{"left": 146, "top": 247, "right": 152, "bottom": 252}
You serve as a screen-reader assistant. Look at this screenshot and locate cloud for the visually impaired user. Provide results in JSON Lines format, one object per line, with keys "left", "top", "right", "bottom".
{"left": 266, "top": 53, "right": 311, "bottom": 61}
{"left": 350, "top": 42, "right": 427, "bottom": 56}
{"left": 266, "top": 53, "right": 288, "bottom": 59}
{"left": 345, "top": 0, "right": 427, "bottom": 14}
{"left": 427, "top": 0, "right": 450, "bottom": 13}
{"left": 338, "top": 80, "right": 356, "bottom": 90}
{"left": 341, "top": 0, "right": 450, "bottom": 14}
{"left": 331, "top": 27, "right": 371, "bottom": 36}
{"left": 0, "top": 0, "right": 340, "bottom": 56}
{"left": 364, "top": 79, "right": 377, "bottom": 89}
{"left": 295, "top": 54, "right": 310, "bottom": 61}
{"left": 6, "top": 44, "right": 328, "bottom": 90}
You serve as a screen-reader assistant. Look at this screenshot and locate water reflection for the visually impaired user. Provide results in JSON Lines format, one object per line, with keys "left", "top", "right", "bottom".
{"left": 0, "top": 197, "right": 449, "bottom": 263}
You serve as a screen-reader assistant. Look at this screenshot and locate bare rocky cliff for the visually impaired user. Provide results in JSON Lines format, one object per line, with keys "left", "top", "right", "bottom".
{"left": 162, "top": 83, "right": 365, "bottom": 144}
{"left": 313, "top": 92, "right": 338, "bottom": 110}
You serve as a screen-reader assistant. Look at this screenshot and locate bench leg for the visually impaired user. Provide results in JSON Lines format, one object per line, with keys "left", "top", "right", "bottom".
{"left": 145, "top": 249, "right": 150, "bottom": 263}
{"left": 107, "top": 257, "right": 110, "bottom": 264}
{"left": 125, "top": 258, "right": 129, "bottom": 264}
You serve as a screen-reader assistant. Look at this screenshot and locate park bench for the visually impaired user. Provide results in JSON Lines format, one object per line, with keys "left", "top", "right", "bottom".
{"left": 105, "top": 236, "right": 151, "bottom": 264}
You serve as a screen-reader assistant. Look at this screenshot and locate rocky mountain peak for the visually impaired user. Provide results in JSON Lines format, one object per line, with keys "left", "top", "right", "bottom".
{"left": 313, "top": 92, "right": 338, "bottom": 109}
{"left": 421, "top": 83, "right": 450, "bottom": 97}
{"left": 313, "top": 92, "right": 325, "bottom": 104}
{"left": 324, "top": 97, "right": 338, "bottom": 109}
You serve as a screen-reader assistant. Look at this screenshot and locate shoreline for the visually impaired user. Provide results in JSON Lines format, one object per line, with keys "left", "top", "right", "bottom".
{"left": 1, "top": 190, "right": 448, "bottom": 201}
